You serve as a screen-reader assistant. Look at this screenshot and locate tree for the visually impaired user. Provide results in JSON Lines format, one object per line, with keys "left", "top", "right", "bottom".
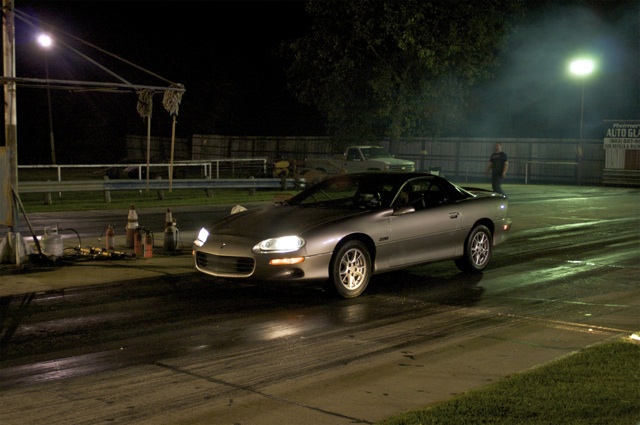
{"left": 280, "top": 0, "right": 524, "bottom": 150}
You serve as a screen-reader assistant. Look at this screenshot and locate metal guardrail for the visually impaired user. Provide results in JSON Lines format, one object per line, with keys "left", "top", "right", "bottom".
{"left": 16, "top": 160, "right": 301, "bottom": 204}
{"left": 17, "top": 178, "right": 302, "bottom": 194}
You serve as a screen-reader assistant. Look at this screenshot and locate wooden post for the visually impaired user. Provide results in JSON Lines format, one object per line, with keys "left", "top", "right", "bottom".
{"left": 43, "top": 179, "right": 52, "bottom": 205}
{"left": 156, "top": 175, "right": 164, "bottom": 200}
{"left": 103, "top": 175, "right": 111, "bottom": 203}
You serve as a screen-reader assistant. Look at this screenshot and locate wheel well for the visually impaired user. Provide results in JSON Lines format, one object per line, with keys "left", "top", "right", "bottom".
{"left": 473, "top": 218, "right": 494, "bottom": 238}
{"left": 331, "top": 234, "right": 377, "bottom": 270}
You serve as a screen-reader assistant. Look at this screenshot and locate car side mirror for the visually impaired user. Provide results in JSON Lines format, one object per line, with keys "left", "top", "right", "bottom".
{"left": 392, "top": 204, "right": 415, "bottom": 215}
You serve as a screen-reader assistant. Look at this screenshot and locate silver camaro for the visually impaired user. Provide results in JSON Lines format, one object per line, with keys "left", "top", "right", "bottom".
{"left": 193, "top": 172, "right": 512, "bottom": 298}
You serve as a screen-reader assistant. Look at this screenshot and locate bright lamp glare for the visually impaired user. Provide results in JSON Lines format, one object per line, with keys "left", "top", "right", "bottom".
{"left": 37, "top": 34, "right": 53, "bottom": 48}
{"left": 569, "top": 59, "right": 595, "bottom": 76}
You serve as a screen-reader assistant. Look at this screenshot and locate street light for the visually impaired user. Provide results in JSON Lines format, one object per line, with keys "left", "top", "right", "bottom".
{"left": 37, "top": 33, "right": 56, "bottom": 165}
{"left": 569, "top": 57, "right": 595, "bottom": 184}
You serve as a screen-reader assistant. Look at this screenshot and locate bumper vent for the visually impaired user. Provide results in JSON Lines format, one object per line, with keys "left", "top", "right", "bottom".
{"left": 196, "top": 252, "right": 255, "bottom": 276}
{"left": 389, "top": 164, "right": 415, "bottom": 172}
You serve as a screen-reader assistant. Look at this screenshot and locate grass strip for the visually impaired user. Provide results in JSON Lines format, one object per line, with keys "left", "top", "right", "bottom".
{"left": 17, "top": 189, "right": 297, "bottom": 213}
{"left": 378, "top": 339, "right": 640, "bottom": 425}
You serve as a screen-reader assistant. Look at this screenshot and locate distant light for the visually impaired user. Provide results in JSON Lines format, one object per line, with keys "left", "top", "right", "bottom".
{"left": 569, "top": 58, "right": 595, "bottom": 77}
{"left": 37, "top": 34, "right": 53, "bottom": 48}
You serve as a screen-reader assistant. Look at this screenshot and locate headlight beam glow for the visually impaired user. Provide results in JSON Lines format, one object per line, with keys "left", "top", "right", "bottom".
{"left": 254, "top": 235, "right": 305, "bottom": 253}
{"left": 193, "top": 228, "right": 209, "bottom": 247}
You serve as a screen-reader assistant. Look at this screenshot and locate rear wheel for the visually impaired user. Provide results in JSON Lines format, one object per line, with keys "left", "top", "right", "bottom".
{"left": 327, "top": 240, "right": 371, "bottom": 298}
{"left": 455, "top": 225, "right": 492, "bottom": 272}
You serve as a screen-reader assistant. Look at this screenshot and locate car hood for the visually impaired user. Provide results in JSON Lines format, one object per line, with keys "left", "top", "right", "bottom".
{"left": 384, "top": 157, "right": 414, "bottom": 165}
{"left": 208, "top": 204, "right": 365, "bottom": 238}
{"left": 461, "top": 186, "right": 507, "bottom": 198}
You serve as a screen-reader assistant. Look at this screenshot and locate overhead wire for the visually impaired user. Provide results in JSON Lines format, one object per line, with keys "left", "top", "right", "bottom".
{"left": 12, "top": 7, "right": 178, "bottom": 87}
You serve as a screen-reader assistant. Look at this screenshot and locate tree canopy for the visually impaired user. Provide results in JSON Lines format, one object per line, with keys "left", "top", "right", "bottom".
{"left": 280, "top": 0, "right": 524, "bottom": 149}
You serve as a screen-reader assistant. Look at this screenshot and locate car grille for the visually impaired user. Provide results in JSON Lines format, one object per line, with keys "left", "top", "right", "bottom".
{"left": 196, "top": 252, "right": 255, "bottom": 276}
{"left": 389, "top": 164, "right": 415, "bottom": 172}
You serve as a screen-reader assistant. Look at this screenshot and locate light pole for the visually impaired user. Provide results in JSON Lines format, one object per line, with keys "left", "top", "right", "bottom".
{"left": 38, "top": 33, "right": 56, "bottom": 165}
{"left": 569, "top": 58, "right": 595, "bottom": 183}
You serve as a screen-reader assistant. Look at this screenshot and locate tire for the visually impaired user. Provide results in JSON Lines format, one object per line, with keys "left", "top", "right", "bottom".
{"left": 327, "top": 240, "right": 371, "bottom": 298}
{"left": 455, "top": 225, "right": 492, "bottom": 272}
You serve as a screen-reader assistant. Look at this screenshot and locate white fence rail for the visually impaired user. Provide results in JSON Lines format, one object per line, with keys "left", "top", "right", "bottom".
{"left": 18, "top": 158, "right": 270, "bottom": 181}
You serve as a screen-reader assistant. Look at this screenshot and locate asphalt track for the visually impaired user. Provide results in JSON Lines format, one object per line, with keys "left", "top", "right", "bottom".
{"left": 0, "top": 184, "right": 638, "bottom": 424}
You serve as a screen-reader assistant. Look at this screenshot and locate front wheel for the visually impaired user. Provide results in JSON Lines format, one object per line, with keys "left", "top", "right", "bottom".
{"left": 455, "top": 225, "right": 492, "bottom": 272}
{"left": 327, "top": 240, "right": 371, "bottom": 298}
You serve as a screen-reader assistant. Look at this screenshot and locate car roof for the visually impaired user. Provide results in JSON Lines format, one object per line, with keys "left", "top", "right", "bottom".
{"left": 348, "top": 171, "right": 434, "bottom": 181}
{"left": 320, "top": 171, "right": 441, "bottom": 189}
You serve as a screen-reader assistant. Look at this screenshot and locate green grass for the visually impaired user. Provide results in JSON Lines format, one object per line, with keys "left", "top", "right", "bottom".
{"left": 377, "top": 338, "right": 640, "bottom": 425}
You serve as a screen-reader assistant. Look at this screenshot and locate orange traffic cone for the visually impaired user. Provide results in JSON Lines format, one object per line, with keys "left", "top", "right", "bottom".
{"left": 143, "top": 230, "right": 154, "bottom": 258}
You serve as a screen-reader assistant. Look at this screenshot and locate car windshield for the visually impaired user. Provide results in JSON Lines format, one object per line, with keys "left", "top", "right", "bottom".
{"left": 286, "top": 173, "right": 406, "bottom": 210}
{"left": 361, "top": 147, "right": 393, "bottom": 159}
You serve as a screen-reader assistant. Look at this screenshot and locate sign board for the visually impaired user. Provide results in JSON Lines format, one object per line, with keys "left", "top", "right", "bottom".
{"left": 603, "top": 121, "right": 640, "bottom": 150}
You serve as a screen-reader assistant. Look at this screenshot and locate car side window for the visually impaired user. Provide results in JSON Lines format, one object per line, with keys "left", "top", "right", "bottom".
{"left": 408, "top": 190, "right": 425, "bottom": 210}
{"left": 395, "top": 178, "right": 448, "bottom": 210}
{"left": 424, "top": 183, "right": 448, "bottom": 208}
{"left": 347, "top": 149, "right": 360, "bottom": 161}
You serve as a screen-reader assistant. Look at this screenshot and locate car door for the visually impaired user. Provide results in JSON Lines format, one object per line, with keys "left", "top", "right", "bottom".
{"left": 387, "top": 179, "right": 462, "bottom": 267}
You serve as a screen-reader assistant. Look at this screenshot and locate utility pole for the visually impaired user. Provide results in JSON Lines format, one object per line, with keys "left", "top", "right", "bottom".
{"left": 1, "top": 0, "right": 18, "bottom": 234}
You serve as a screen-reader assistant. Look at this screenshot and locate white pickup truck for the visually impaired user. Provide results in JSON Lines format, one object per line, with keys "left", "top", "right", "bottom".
{"left": 298, "top": 145, "right": 415, "bottom": 186}
{"left": 338, "top": 145, "right": 415, "bottom": 173}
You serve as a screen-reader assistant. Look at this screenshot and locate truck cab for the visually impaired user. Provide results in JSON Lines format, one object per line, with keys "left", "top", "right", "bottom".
{"left": 342, "top": 146, "right": 415, "bottom": 172}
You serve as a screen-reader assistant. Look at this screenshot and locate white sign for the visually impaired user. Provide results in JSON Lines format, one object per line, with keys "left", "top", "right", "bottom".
{"left": 604, "top": 121, "right": 640, "bottom": 149}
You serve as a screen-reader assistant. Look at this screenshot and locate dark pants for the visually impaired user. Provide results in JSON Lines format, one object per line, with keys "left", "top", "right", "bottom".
{"left": 491, "top": 174, "right": 505, "bottom": 195}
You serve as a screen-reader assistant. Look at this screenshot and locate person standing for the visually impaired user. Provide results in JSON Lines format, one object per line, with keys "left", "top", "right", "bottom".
{"left": 486, "top": 142, "right": 508, "bottom": 195}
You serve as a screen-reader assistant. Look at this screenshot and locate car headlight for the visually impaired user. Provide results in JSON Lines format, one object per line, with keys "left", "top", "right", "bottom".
{"left": 253, "top": 236, "right": 305, "bottom": 253}
{"left": 193, "top": 228, "right": 209, "bottom": 247}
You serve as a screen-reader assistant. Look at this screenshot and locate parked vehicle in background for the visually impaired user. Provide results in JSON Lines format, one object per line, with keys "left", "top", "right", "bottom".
{"left": 193, "top": 171, "right": 512, "bottom": 298}
{"left": 340, "top": 145, "right": 415, "bottom": 173}
{"left": 296, "top": 146, "right": 415, "bottom": 187}
{"left": 296, "top": 158, "right": 346, "bottom": 186}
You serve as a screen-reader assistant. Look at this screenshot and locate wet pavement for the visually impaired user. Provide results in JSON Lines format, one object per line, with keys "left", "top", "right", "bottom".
{"left": 0, "top": 184, "right": 638, "bottom": 425}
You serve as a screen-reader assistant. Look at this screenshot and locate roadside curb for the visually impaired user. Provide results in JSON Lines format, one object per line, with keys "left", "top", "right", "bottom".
{"left": 0, "top": 251, "right": 195, "bottom": 298}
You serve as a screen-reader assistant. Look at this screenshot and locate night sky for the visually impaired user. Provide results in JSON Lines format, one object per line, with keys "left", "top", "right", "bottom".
{"left": 10, "top": 0, "right": 640, "bottom": 164}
